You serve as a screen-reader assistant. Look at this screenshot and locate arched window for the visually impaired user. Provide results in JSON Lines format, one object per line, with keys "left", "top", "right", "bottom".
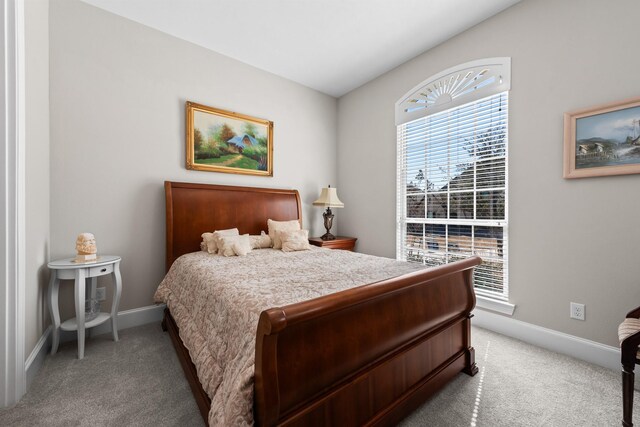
{"left": 396, "top": 58, "right": 510, "bottom": 303}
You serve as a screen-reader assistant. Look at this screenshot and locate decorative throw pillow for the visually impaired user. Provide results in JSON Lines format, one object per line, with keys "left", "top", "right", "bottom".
{"left": 201, "top": 228, "right": 239, "bottom": 254}
{"left": 250, "top": 231, "right": 272, "bottom": 249}
{"left": 280, "top": 229, "right": 311, "bottom": 252}
{"left": 232, "top": 235, "right": 253, "bottom": 256}
{"left": 218, "top": 234, "right": 252, "bottom": 257}
{"left": 201, "top": 232, "right": 216, "bottom": 254}
{"left": 268, "top": 219, "right": 301, "bottom": 249}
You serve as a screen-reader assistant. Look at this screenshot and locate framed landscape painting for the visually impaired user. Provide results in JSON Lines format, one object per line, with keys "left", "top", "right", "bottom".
{"left": 186, "top": 101, "right": 273, "bottom": 176}
{"left": 564, "top": 96, "right": 640, "bottom": 178}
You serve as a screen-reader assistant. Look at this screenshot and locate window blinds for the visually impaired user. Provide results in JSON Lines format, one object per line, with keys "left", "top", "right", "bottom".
{"left": 397, "top": 92, "right": 508, "bottom": 299}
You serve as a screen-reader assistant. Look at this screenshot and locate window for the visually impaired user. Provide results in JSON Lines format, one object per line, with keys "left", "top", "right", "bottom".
{"left": 395, "top": 58, "right": 510, "bottom": 301}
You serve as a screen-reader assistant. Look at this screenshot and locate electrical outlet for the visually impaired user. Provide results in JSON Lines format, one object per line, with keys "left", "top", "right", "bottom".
{"left": 96, "top": 287, "right": 106, "bottom": 302}
{"left": 570, "top": 302, "right": 585, "bottom": 320}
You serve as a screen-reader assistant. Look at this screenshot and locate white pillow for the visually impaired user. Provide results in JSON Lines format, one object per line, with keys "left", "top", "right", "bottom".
{"left": 218, "top": 234, "right": 252, "bottom": 257}
{"left": 250, "top": 231, "right": 272, "bottom": 249}
{"left": 201, "top": 228, "right": 239, "bottom": 254}
{"left": 268, "top": 219, "right": 301, "bottom": 249}
{"left": 201, "top": 232, "right": 216, "bottom": 254}
{"left": 280, "top": 229, "right": 311, "bottom": 252}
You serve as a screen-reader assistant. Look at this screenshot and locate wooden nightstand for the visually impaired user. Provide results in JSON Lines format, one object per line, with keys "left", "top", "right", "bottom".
{"left": 309, "top": 236, "right": 357, "bottom": 251}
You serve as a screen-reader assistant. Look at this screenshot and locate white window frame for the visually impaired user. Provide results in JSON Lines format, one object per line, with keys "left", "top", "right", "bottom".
{"left": 395, "top": 58, "right": 513, "bottom": 314}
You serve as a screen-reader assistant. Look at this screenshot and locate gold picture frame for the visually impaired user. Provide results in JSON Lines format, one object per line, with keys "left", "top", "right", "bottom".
{"left": 564, "top": 96, "right": 640, "bottom": 179}
{"left": 186, "top": 101, "right": 273, "bottom": 176}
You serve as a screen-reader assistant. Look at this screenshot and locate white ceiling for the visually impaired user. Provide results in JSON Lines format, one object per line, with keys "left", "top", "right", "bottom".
{"left": 80, "top": 0, "right": 520, "bottom": 97}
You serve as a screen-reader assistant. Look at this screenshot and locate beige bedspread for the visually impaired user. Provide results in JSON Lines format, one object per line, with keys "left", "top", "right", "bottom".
{"left": 154, "top": 247, "right": 425, "bottom": 426}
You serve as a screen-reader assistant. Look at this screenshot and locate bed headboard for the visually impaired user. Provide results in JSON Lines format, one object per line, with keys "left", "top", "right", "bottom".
{"left": 164, "top": 181, "right": 302, "bottom": 271}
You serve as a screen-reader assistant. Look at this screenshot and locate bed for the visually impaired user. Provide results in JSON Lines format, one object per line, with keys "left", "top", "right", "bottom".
{"left": 158, "top": 180, "right": 481, "bottom": 426}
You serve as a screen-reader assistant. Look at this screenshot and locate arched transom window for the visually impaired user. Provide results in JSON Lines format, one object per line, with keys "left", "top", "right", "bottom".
{"left": 396, "top": 57, "right": 511, "bottom": 303}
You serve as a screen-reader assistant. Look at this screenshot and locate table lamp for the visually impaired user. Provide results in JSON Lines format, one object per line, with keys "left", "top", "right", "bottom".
{"left": 312, "top": 185, "right": 344, "bottom": 240}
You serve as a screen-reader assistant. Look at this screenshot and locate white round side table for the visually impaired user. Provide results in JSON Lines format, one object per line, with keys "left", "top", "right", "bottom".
{"left": 47, "top": 255, "right": 122, "bottom": 360}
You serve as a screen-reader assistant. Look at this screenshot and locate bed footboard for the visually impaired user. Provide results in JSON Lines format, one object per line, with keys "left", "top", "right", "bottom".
{"left": 254, "top": 256, "right": 482, "bottom": 426}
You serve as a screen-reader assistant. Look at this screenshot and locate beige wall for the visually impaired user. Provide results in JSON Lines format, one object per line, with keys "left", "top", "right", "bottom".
{"left": 49, "top": 0, "right": 337, "bottom": 319}
{"left": 337, "top": 0, "right": 640, "bottom": 347}
{"left": 40, "top": 0, "right": 640, "bottom": 350}
{"left": 25, "top": 0, "right": 50, "bottom": 358}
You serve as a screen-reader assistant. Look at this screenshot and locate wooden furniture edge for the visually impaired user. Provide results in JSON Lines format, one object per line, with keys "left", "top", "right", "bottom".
{"left": 254, "top": 256, "right": 481, "bottom": 426}
{"left": 626, "top": 305, "right": 640, "bottom": 319}
{"left": 620, "top": 306, "right": 640, "bottom": 426}
{"left": 164, "top": 180, "right": 302, "bottom": 272}
{"left": 264, "top": 256, "right": 479, "bottom": 325}
{"left": 164, "top": 181, "right": 174, "bottom": 273}
{"left": 308, "top": 236, "right": 357, "bottom": 251}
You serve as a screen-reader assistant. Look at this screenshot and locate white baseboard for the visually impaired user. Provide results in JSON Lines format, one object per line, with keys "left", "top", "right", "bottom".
{"left": 25, "top": 304, "right": 166, "bottom": 392}
{"left": 24, "top": 325, "right": 52, "bottom": 390}
{"left": 474, "top": 309, "right": 640, "bottom": 391}
{"left": 473, "top": 308, "right": 623, "bottom": 370}
{"left": 61, "top": 304, "right": 166, "bottom": 342}
{"left": 26, "top": 305, "right": 634, "bottom": 391}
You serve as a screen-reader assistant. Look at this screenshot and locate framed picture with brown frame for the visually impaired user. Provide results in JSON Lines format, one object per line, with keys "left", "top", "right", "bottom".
{"left": 186, "top": 101, "right": 273, "bottom": 176}
{"left": 564, "top": 96, "right": 640, "bottom": 179}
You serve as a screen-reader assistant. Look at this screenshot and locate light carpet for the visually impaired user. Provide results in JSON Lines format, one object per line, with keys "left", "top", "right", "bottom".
{"left": 402, "top": 327, "right": 639, "bottom": 426}
{"left": 0, "top": 323, "right": 202, "bottom": 426}
{"left": 0, "top": 324, "right": 637, "bottom": 426}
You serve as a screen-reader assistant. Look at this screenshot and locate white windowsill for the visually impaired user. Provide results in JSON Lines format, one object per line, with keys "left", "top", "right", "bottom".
{"left": 475, "top": 294, "right": 515, "bottom": 316}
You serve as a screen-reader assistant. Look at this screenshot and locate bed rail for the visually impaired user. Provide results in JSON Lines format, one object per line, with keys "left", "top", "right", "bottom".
{"left": 254, "top": 256, "right": 481, "bottom": 426}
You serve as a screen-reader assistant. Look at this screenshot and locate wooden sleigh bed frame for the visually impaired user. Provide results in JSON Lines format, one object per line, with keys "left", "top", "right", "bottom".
{"left": 162, "top": 180, "right": 481, "bottom": 426}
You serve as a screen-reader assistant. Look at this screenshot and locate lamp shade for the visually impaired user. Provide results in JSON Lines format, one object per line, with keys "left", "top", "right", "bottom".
{"left": 313, "top": 186, "right": 344, "bottom": 208}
